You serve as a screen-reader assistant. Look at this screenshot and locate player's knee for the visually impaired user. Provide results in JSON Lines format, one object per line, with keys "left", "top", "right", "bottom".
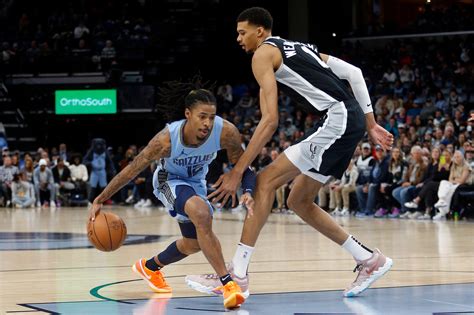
{"left": 287, "top": 193, "right": 312, "bottom": 211}
{"left": 186, "top": 198, "right": 212, "bottom": 230}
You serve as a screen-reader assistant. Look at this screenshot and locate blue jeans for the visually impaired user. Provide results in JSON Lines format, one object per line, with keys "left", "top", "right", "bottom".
{"left": 392, "top": 185, "right": 416, "bottom": 212}
{"left": 356, "top": 184, "right": 379, "bottom": 214}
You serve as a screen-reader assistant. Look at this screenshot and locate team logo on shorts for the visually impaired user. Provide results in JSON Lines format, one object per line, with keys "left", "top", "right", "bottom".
{"left": 309, "top": 143, "right": 320, "bottom": 160}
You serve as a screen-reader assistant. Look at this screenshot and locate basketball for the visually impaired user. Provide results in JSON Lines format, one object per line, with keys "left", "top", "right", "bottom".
{"left": 87, "top": 212, "right": 127, "bottom": 252}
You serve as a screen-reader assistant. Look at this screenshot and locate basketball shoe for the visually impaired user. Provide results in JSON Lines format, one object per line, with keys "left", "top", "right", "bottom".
{"left": 217, "top": 281, "right": 245, "bottom": 309}
{"left": 132, "top": 259, "right": 172, "bottom": 293}
{"left": 185, "top": 262, "right": 249, "bottom": 298}
{"left": 343, "top": 248, "right": 393, "bottom": 297}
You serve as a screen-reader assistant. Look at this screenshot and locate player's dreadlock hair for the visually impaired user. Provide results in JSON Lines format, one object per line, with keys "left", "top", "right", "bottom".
{"left": 157, "top": 75, "right": 216, "bottom": 122}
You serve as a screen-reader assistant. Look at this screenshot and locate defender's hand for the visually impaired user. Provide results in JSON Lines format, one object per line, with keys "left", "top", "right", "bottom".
{"left": 207, "top": 169, "right": 242, "bottom": 208}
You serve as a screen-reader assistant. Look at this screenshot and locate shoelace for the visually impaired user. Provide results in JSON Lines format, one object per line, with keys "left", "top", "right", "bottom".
{"left": 353, "top": 264, "right": 363, "bottom": 273}
{"left": 215, "top": 281, "right": 237, "bottom": 293}
{"left": 153, "top": 270, "right": 169, "bottom": 285}
{"left": 204, "top": 273, "right": 220, "bottom": 280}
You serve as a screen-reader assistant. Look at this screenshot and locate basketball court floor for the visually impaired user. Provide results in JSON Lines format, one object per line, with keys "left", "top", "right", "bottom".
{"left": 1, "top": 206, "right": 473, "bottom": 314}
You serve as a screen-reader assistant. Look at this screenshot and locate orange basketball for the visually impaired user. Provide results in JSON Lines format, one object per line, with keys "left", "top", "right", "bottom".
{"left": 87, "top": 212, "right": 127, "bottom": 252}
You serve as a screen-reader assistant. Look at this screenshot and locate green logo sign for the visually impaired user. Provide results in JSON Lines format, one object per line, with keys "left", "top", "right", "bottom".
{"left": 55, "top": 90, "right": 117, "bottom": 115}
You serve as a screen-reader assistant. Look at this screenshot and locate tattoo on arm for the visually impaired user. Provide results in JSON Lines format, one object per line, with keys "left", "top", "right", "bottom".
{"left": 96, "top": 129, "right": 170, "bottom": 203}
{"left": 221, "top": 121, "right": 244, "bottom": 165}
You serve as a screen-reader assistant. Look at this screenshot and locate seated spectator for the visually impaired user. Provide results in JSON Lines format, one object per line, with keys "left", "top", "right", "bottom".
{"left": 21, "top": 156, "right": 35, "bottom": 183}
{"left": 11, "top": 172, "right": 35, "bottom": 208}
{"left": 331, "top": 159, "right": 358, "bottom": 216}
{"left": 404, "top": 148, "right": 451, "bottom": 219}
{"left": 69, "top": 155, "right": 89, "bottom": 190}
{"left": 355, "top": 145, "right": 390, "bottom": 217}
{"left": 270, "top": 149, "right": 288, "bottom": 212}
{"left": 133, "top": 163, "right": 155, "bottom": 208}
{"left": 33, "top": 158, "right": 57, "bottom": 208}
{"left": 377, "top": 147, "right": 408, "bottom": 218}
{"left": 433, "top": 150, "right": 471, "bottom": 220}
{"left": 392, "top": 146, "right": 427, "bottom": 218}
{"left": 101, "top": 40, "right": 116, "bottom": 71}
{"left": 318, "top": 178, "right": 337, "bottom": 212}
{"left": 450, "top": 149, "right": 474, "bottom": 217}
{"left": 0, "top": 155, "right": 19, "bottom": 207}
{"left": 52, "top": 157, "right": 75, "bottom": 205}
{"left": 119, "top": 148, "right": 136, "bottom": 203}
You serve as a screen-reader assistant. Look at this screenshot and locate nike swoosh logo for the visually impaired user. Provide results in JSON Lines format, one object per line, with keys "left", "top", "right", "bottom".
{"left": 222, "top": 275, "right": 230, "bottom": 281}
{"left": 366, "top": 104, "right": 372, "bottom": 107}
{"left": 140, "top": 262, "right": 152, "bottom": 279}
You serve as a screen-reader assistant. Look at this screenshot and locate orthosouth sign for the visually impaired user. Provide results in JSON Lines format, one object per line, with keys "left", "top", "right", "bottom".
{"left": 55, "top": 89, "right": 117, "bottom": 114}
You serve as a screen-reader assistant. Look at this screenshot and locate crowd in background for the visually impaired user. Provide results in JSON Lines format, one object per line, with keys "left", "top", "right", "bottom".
{"left": 0, "top": 2, "right": 473, "bottom": 220}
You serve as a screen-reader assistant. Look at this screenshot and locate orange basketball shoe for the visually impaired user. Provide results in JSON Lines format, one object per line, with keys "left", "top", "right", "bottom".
{"left": 217, "top": 281, "right": 245, "bottom": 309}
{"left": 132, "top": 259, "right": 172, "bottom": 293}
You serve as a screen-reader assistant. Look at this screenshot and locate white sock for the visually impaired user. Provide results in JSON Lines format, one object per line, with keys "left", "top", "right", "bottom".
{"left": 342, "top": 235, "right": 373, "bottom": 261}
{"left": 232, "top": 243, "right": 254, "bottom": 278}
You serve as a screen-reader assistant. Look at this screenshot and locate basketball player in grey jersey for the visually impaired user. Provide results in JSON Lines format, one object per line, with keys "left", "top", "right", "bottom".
{"left": 187, "top": 7, "right": 393, "bottom": 298}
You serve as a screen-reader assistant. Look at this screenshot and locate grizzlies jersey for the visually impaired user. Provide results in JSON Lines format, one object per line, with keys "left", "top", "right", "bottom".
{"left": 262, "top": 36, "right": 353, "bottom": 112}
{"left": 158, "top": 116, "right": 224, "bottom": 183}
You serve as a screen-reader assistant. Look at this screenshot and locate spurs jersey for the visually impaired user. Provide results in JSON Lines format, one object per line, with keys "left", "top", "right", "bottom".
{"left": 262, "top": 36, "right": 353, "bottom": 112}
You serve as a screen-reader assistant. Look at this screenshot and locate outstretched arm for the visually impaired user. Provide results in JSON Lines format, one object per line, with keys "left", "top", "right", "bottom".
{"left": 209, "top": 120, "right": 256, "bottom": 213}
{"left": 89, "top": 127, "right": 171, "bottom": 220}
{"left": 207, "top": 45, "right": 278, "bottom": 206}
{"left": 320, "top": 53, "right": 394, "bottom": 150}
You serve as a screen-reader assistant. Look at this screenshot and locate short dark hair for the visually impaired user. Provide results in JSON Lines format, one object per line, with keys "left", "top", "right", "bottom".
{"left": 237, "top": 7, "right": 273, "bottom": 30}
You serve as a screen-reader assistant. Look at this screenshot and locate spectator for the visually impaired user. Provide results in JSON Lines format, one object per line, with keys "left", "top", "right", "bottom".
{"left": 21, "top": 156, "right": 35, "bottom": 183}
{"left": 420, "top": 99, "right": 436, "bottom": 121}
{"left": 271, "top": 149, "right": 288, "bottom": 212}
{"left": 11, "top": 172, "right": 35, "bottom": 208}
{"left": 133, "top": 163, "right": 155, "bottom": 208}
{"left": 33, "top": 158, "right": 56, "bottom": 208}
{"left": 74, "top": 22, "right": 90, "bottom": 39}
{"left": 355, "top": 143, "right": 375, "bottom": 186}
{"left": 382, "top": 66, "right": 397, "bottom": 83}
{"left": 355, "top": 145, "right": 390, "bottom": 217}
{"left": 392, "top": 146, "right": 427, "bottom": 218}
{"left": 399, "top": 64, "right": 414, "bottom": 83}
{"left": 331, "top": 159, "right": 358, "bottom": 216}
{"left": 52, "top": 157, "right": 75, "bottom": 205}
{"left": 101, "top": 40, "right": 116, "bottom": 71}
{"left": 433, "top": 150, "right": 471, "bottom": 220}
{"left": 0, "top": 155, "right": 19, "bottom": 207}
{"left": 434, "top": 91, "right": 448, "bottom": 114}
{"left": 58, "top": 143, "right": 68, "bottom": 162}
{"left": 404, "top": 148, "right": 451, "bottom": 219}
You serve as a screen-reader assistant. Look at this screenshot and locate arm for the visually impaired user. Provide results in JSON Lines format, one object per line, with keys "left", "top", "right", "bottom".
{"left": 217, "top": 120, "right": 256, "bottom": 211}
{"left": 233, "top": 46, "right": 279, "bottom": 174}
{"left": 94, "top": 128, "right": 170, "bottom": 204}
{"left": 206, "top": 46, "right": 278, "bottom": 206}
{"left": 80, "top": 165, "right": 89, "bottom": 181}
{"left": 457, "top": 166, "right": 470, "bottom": 184}
{"left": 320, "top": 53, "right": 393, "bottom": 149}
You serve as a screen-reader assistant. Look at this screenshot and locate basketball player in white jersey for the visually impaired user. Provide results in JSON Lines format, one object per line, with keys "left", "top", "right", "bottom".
{"left": 88, "top": 83, "right": 256, "bottom": 309}
{"left": 186, "top": 7, "right": 394, "bottom": 298}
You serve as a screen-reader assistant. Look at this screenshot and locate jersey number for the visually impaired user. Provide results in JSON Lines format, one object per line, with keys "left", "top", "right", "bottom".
{"left": 187, "top": 164, "right": 204, "bottom": 177}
